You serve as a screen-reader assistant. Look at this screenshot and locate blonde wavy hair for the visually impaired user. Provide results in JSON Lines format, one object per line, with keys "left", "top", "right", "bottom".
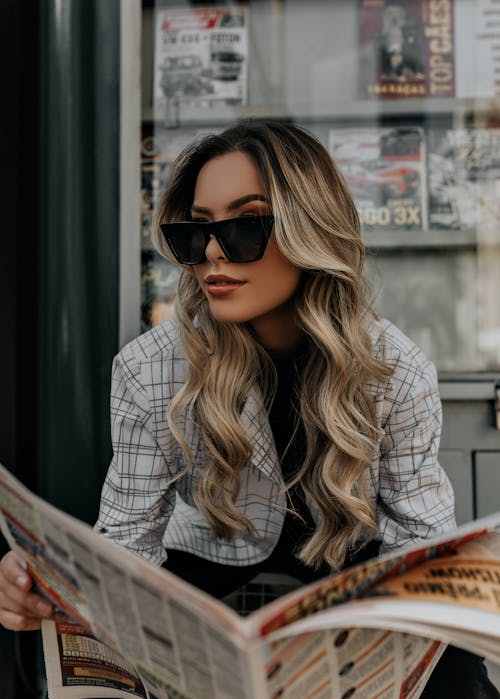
{"left": 151, "top": 120, "right": 393, "bottom": 571}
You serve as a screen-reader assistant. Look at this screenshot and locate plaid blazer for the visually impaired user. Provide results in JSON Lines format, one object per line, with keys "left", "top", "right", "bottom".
{"left": 95, "top": 318, "right": 456, "bottom": 567}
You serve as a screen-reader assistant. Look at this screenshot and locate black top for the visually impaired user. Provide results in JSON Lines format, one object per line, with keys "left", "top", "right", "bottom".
{"left": 261, "top": 346, "right": 331, "bottom": 582}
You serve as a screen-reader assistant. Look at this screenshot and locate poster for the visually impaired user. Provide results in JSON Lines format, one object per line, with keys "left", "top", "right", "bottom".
{"left": 153, "top": 6, "right": 249, "bottom": 121}
{"left": 329, "top": 126, "right": 427, "bottom": 230}
{"left": 358, "top": 0, "right": 455, "bottom": 99}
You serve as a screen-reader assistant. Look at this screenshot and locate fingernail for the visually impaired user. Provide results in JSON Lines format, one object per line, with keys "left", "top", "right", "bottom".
{"left": 36, "top": 601, "right": 52, "bottom": 616}
{"left": 16, "top": 575, "right": 29, "bottom": 587}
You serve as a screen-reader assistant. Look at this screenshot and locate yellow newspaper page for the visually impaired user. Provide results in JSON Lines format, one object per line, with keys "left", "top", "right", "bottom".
{"left": 366, "top": 533, "right": 500, "bottom": 611}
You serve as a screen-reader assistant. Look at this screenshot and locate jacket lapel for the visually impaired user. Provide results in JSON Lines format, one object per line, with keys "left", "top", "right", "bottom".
{"left": 240, "top": 386, "right": 282, "bottom": 486}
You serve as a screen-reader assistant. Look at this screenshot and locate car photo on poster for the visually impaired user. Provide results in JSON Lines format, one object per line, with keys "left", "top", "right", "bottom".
{"left": 153, "top": 6, "right": 249, "bottom": 116}
{"left": 329, "top": 126, "right": 426, "bottom": 229}
{"left": 159, "top": 55, "right": 214, "bottom": 99}
{"left": 209, "top": 50, "right": 244, "bottom": 81}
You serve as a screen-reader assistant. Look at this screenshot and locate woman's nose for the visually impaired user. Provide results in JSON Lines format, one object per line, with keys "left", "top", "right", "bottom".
{"left": 204, "top": 234, "right": 226, "bottom": 264}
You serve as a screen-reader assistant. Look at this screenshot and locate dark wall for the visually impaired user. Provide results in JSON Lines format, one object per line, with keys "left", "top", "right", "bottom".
{"left": 0, "top": 2, "right": 41, "bottom": 696}
{"left": 0, "top": 0, "right": 39, "bottom": 485}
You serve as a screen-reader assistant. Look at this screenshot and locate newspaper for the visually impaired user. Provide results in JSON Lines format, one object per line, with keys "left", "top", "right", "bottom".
{"left": 153, "top": 6, "right": 249, "bottom": 124}
{"left": 42, "top": 613, "right": 149, "bottom": 699}
{"left": 1, "top": 463, "right": 500, "bottom": 699}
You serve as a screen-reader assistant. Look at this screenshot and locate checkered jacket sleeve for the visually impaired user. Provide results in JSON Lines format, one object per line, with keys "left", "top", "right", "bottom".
{"left": 373, "top": 320, "right": 456, "bottom": 553}
{"left": 95, "top": 346, "right": 178, "bottom": 566}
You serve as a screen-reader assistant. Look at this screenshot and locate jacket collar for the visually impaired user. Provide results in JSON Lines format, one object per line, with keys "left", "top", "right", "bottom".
{"left": 240, "top": 386, "right": 282, "bottom": 486}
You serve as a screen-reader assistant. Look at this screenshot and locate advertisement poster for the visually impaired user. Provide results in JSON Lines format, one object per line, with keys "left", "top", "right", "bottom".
{"left": 358, "top": 0, "right": 455, "bottom": 99}
{"left": 329, "top": 126, "right": 426, "bottom": 230}
{"left": 153, "top": 6, "right": 249, "bottom": 120}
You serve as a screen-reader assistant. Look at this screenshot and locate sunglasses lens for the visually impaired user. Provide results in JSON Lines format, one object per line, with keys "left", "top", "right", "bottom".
{"left": 219, "top": 217, "right": 272, "bottom": 262}
{"left": 166, "top": 224, "right": 207, "bottom": 264}
{"left": 219, "top": 216, "right": 274, "bottom": 262}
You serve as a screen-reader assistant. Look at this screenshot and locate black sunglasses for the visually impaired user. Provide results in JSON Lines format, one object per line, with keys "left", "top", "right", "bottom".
{"left": 160, "top": 215, "right": 275, "bottom": 265}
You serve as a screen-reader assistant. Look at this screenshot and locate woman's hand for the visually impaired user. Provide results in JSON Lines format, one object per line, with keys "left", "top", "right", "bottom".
{"left": 0, "top": 551, "right": 53, "bottom": 630}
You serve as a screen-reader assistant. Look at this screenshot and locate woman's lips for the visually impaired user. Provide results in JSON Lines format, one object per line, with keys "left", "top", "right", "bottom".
{"left": 205, "top": 274, "right": 246, "bottom": 297}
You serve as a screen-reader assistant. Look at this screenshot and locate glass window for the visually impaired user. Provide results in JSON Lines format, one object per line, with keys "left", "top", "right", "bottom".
{"left": 140, "top": 0, "right": 500, "bottom": 372}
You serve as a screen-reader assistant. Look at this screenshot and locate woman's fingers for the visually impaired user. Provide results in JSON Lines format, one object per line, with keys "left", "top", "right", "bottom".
{"left": 0, "top": 578, "right": 53, "bottom": 616}
{"left": 0, "top": 551, "right": 53, "bottom": 631}
{"left": 0, "top": 607, "right": 43, "bottom": 631}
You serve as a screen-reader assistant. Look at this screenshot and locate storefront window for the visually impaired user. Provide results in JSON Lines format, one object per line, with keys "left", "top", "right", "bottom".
{"left": 140, "top": 0, "right": 500, "bottom": 371}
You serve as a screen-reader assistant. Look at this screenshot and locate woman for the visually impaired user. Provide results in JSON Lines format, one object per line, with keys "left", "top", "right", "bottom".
{"left": 0, "top": 120, "right": 496, "bottom": 697}
{"left": 96, "top": 119, "right": 456, "bottom": 586}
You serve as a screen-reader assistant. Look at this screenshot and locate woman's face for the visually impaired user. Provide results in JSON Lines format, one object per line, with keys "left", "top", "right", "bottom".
{"left": 190, "top": 151, "right": 302, "bottom": 348}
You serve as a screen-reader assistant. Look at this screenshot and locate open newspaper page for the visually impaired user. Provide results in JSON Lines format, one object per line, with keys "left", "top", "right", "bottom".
{"left": 249, "top": 529, "right": 500, "bottom": 644}
{"left": 242, "top": 527, "right": 500, "bottom": 698}
{"left": 260, "top": 629, "right": 444, "bottom": 699}
{"left": 42, "top": 613, "right": 149, "bottom": 699}
{"left": 0, "top": 464, "right": 256, "bottom": 699}
{"left": 1, "top": 463, "right": 500, "bottom": 699}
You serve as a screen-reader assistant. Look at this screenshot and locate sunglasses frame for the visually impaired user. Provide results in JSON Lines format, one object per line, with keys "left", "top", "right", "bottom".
{"left": 160, "top": 215, "right": 275, "bottom": 265}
